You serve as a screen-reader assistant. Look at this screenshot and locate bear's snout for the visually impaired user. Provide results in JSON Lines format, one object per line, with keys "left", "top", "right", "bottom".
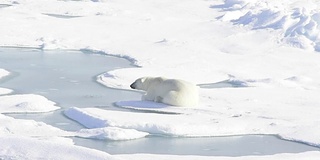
{"left": 130, "top": 83, "right": 135, "bottom": 89}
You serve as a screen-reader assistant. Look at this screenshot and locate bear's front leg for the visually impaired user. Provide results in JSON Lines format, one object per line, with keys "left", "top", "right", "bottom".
{"left": 142, "top": 94, "right": 154, "bottom": 101}
{"left": 155, "top": 96, "right": 163, "bottom": 103}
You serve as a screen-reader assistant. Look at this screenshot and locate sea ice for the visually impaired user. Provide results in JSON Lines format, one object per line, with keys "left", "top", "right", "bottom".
{"left": 0, "top": 94, "right": 60, "bottom": 113}
{"left": 0, "top": 136, "right": 119, "bottom": 160}
{"left": 216, "top": 0, "right": 320, "bottom": 51}
{"left": 76, "top": 127, "right": 149, "bottom": 141}
{"left": 1, "top": 0, "right": 320, "bottom": 159}
{"left": 0, "top": 88, "right": 12, "bottom": 95}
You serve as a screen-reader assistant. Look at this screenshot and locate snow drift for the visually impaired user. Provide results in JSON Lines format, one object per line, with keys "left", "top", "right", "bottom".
{"left": 216, "top": 0, "right": 320, "bottom": 51}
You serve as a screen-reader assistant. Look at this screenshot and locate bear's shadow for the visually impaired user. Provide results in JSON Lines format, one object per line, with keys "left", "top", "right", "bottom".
{"left": 115, "top": 100, "right": 181, "bottom": 114}
{"left": 116, "top": 100, "right": 170, "bottom": 109}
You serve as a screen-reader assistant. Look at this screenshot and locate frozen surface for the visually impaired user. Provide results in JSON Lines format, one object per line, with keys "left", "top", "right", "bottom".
{"left": 116, "top": 151, "right": 320, "bottom": 160}
{"left": 214, "top": 0, "right": 320, "bottom": 51}
{"left": 92, "top": 0, "right": 320, "bottom": 149}
{"left": 65, "top": 104, "right": 320, "bottom": 147}
{"left": 74, "top": 134, "right": 318, "bottom": 156}
{"left": 0, "top": 50, "right": 126, "bottom": 160}
{"left": 0, "top": 94, "right": 59, "bottom": 113}
{"left": 0, "top": 61, "right": 69, "bottom": 140}
{"left": 0, "top": 48, "right": 139, "bottom": 108}
{"left": 0, "top": 136, "right": 119, "bottom": 160}
{"left": 77, "top": 127, "right": 149, "bottom": 141}
{"left": 1, "top": 0, "right": 320, "bottom": 159}
{"left": 0, "top": 113, "right": 71, "bottom": 137}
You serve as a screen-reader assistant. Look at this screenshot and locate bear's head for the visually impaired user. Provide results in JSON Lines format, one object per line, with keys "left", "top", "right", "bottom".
{"left": 130, "top": 77, "right": 148, "bottom": 90}
{"left": 130, "top": 77, "right": 165, "bottom": 91}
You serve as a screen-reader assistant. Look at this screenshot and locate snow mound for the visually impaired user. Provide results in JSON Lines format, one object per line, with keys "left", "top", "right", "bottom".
{"left": 216, "top": 0, "right": 320, "bottom": 51}
{"left": 0, "top": 94, "right": 60, "bottom": 113}
{"left": 77, "top": 127, "right": 149, "bottom": 141}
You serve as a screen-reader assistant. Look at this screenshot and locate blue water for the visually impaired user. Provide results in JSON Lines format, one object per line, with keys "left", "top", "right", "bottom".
{"left": 0, "top": 48, "right": 318, "bottom": 156}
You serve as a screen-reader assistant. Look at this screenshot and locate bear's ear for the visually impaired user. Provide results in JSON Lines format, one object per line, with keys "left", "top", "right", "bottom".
{"left": 140, "top": 77, "right": 147, "bottom": 83}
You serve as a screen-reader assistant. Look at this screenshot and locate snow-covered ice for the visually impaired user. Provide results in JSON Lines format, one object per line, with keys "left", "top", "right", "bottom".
{"left": 76, "top": 127, "right": 149, "bottom": 141}
{"left": 0, "top": 94, "right": 60, "bottom": 113}
{"left": 0, "top": 113, "right": 70, "bottom": 137}
{"left": 215, "top": 0, "right": 320, "bottom": 51}
{"left": 0, "top": 136, "right": 119, "bottom": 160}
{"left": 0, "top": 69, "right": 12, "bottom": 95}
{"left": 0, "top": 87, "right": 12, "bottom": 95}
{"left": 1, "top": 0, "right": 320, "bottom": 159}
{"left": 0, "top": 69, "right": 9, "bottom": 79}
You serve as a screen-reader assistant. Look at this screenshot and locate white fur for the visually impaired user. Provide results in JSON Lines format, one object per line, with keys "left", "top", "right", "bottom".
{"left": 130, "top": 77, "right": 199, "bottom": 107}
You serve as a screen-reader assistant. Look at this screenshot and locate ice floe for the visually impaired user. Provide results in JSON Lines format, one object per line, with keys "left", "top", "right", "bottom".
{"left": 65, "top": 100, "right": 320, "bottom": 147}
{"left": 76, "top": 127, "right": 149, "bottom": 141}
{"left": 0, "top": 94, "right": 60, "bottom": 113}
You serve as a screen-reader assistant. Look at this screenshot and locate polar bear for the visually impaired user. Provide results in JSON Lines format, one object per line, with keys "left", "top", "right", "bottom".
{"left": 130, "top": 77, "right": 199, "bottom": 107}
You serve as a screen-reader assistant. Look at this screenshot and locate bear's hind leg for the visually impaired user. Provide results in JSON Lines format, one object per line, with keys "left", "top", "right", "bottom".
{"left": 162, "top": 91, "right": 181, "bottom": 106}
